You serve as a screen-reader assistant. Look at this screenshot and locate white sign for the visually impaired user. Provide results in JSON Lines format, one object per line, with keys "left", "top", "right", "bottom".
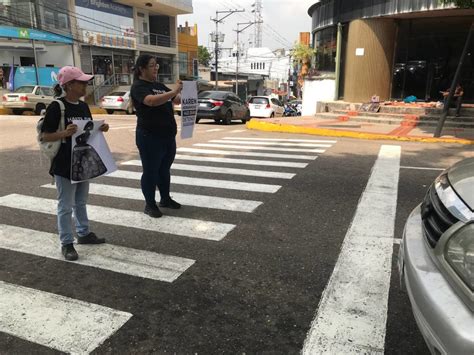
{"left": 355, "top": 48, "right": 365, "bottom": 56}
{"left": 180, "top": 81, "right": 198, "bottom": 139}
{"left": 71, "top": 120, "right": 117, "bottom": 184}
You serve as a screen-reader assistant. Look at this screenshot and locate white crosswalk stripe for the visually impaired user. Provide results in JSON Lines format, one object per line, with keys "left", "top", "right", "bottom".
{"left": 175, "top": 154, "right": 309, "bottom": 168}
{"left": 222, "top": 137, "right": 337, "bottom": 143}
{"left": 177, "top": 147, "right": 317, "bottom": 160}
{"left": 108, "top": 170, "right": 282, "bottom": 193}
{"left": 206, "top": 128, "right": 224, "bottom": 132}
{"left": 0, "top": 280, "right": 132, "bottom": 354}
{"left": 194, "top": 143, "right": 325, "bottom": 153}
{"left": 122, "top": 160, "right": 296, "bottom": 179}
{"left": 43, "top": 183, "right": 263, "bottom": 212}
{"left": 211, "top": 139, "right": 332, "bottom": 148}
{"left": 0, "top": 194, "right": 236, "bottom": 241}
{"left": 0, "top": 224, "right": 194, "bottom": 282}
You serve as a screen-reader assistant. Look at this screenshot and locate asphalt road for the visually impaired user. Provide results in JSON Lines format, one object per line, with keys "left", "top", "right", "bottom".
{"left": 0, "top": 114, "right": 471, "bottom": 354}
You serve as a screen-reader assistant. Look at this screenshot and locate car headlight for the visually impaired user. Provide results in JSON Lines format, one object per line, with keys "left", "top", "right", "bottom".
{"left": 445, "top": 223, "right": 474, "bottom": 291}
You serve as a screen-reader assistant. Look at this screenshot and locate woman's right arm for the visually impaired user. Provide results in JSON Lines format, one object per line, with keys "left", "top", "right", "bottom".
{"left": 42, "top": 125, "right": 77, "bottom": 142}
{"left": 41, "top": 101, "right": 77, "bottom": 142}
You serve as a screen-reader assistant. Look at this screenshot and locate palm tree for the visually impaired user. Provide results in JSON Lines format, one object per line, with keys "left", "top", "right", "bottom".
{"left": 291, "top": 43, "right": 316, "bottom": 77}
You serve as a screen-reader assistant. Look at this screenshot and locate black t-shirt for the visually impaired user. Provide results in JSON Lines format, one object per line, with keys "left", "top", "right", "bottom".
{"left": 41, "top": 98, "right": 93, "bottom": 179}
{"left": 131, "top": 79, "right": 177, "bottom": 137}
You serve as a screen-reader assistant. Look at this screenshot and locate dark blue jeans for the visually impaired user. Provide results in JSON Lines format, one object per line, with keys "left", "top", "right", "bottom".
{"left": 136, "top": 128, "right": 176, "bottom": 207}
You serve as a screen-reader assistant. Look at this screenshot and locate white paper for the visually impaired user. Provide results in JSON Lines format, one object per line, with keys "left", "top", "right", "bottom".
{"left": 180, "top": 81, "right": 198, "bottom": 139}
{"left": 71, "top": 120, "right": 117, "bottom": 184}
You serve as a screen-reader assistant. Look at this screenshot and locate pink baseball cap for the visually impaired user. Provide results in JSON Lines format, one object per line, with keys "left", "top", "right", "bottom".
{"left": 57, "top": 66, "right": 94, "bottom": 85}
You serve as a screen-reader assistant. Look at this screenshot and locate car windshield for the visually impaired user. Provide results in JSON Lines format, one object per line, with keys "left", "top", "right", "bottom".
{"left": 249, "top": 97, "right": 269, "bottom": 105}
{"left": 108, "top": 92, "right": 126, "bottom": 97}
{"left": 14, "top": 86, "right": 35, "bottom": 93}
{"left": 199, "top": 91, "right": 227, "bottom": 100}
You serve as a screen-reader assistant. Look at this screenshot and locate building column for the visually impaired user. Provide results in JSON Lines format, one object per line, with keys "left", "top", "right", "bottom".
{"left": 343, "top": 18, "right": 397, "bottom": 102}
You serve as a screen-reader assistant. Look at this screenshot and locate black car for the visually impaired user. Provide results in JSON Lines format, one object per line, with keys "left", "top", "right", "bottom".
{"left": 196, "top": 91, "right": 250, "bottom": 124}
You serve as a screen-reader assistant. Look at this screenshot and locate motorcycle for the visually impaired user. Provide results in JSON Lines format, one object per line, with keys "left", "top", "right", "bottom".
{"left": 283, "top": 103, "right": 301, "bottom": 117}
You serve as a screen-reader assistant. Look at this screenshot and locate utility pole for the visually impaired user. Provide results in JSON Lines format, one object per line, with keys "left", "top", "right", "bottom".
{"left": 211, "top": 9, "right": 245, "bottom": 90}
{"left": 234, "top": 21, "right": 261, "bottom": 95}
{"left": 251, "top": 0, "right": 263, "bottom": 48}
{"left": 287, "top": 52, "right": 292, "bottom": 100}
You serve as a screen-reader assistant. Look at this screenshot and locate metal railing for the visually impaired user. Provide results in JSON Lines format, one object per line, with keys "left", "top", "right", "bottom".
{"left": 138, "top": 33, "right": 172, "bottom": 48}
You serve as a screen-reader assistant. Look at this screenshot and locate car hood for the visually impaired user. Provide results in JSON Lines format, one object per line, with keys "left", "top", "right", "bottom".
{"left": 447, "top": 157, "right": 474, "bottom": 210}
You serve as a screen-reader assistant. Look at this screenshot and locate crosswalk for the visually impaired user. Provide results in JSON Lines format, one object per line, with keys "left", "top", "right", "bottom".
{"left": 0, "top": 134, "right": 337, "bottom": 353}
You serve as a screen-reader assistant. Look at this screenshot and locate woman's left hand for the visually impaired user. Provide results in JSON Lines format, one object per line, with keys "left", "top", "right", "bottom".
{"left": 100, "top": 123, "right": 109, "bottom": 132}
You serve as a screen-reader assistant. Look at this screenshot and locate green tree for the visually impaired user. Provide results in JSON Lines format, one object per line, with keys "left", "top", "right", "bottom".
{"left": 198, "top": 45, "right": 211, "bottom": 67}
{"left": 291, "top": 43, "right": 316, "bottom": 77}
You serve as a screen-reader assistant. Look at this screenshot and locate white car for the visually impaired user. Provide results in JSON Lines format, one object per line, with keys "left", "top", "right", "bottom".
{"left": 2, "top": 85, "right": 55, "bottom": 115}
{"left": 100, "top": 91, "right": 134, "bottom": 114}
{"left": 248, "top": 96, "right": 284, "bottom": 118}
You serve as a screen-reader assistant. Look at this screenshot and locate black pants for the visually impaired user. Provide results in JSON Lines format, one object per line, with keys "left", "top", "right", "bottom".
{"left": 136, "top": 128, "right": 176, "bottom": 207}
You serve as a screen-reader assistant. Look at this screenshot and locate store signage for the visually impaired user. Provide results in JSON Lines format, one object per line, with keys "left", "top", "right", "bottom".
{"left": 83, "top": 30, "right": 136, "bottom": 49}
{"left": 355, "top": 48, "right": 365, "bottom": 56}
{"left": 12, "top": 67, "right": 60, "bottom": 90}
{"left": 0, "top": 26, "right": 73, "bottom": 44}
{"left": 75, "top": 0, "right": 133, "bottom": 18}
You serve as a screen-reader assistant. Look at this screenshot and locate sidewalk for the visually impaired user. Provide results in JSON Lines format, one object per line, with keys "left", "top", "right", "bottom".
{"left": 247, "top": 116, "right": 474, "bottom": 145}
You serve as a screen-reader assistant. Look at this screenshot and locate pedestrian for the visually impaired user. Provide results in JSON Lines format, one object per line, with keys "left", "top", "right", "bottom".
{"left": 130, "top": 54, "right": 183, "bottom": 218}
{"left": 441, "top": 83, "right": 464, "bottom": 117}
{"left": 41, "top": 66, "right": 109, "bottom": 261}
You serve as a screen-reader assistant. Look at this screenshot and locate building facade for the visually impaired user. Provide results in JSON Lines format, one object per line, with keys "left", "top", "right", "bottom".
{"left": 308, "top": 0, "right": 474, "bottom": 102}
{"left": 0, "top": 0, "right": 193, "bottom": 99}
{"left": 177, "top": 22, "right": 198, "bottom": 80}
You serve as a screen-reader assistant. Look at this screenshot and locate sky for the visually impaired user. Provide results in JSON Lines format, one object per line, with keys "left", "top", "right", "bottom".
{"left": 178, "top": 0, "right": 316, "bottom": 51}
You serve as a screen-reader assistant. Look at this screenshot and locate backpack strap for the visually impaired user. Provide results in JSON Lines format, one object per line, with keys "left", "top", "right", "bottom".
{"left": 55, "top": 99, "right": 66, "bottom": 143}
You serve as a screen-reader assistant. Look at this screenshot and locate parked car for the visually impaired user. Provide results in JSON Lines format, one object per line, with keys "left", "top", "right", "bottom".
{"left": 248, "top": 96, "right": 284, "bottom": 118}
{"left": 398, "top": 157, "right": 474, "bottom": 355}
{"left": 100, "top": 91, "right": 134, "bottom": 114}
{"left": 2, "top": 85, "right": 55, "bottom": 115}
{"left": 196, "top": 91, "right": 250, "bottom": 124}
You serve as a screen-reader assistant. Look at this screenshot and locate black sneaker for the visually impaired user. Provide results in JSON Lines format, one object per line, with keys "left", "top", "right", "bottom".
{"left": 144, "top": 204, "right": 163, "bottom": 218}
{"left": 77, "top": 232, "right": 105, "bottom": 244}
{"left": 159, "top": 198, "right": 181, "bottom": 209}
{"left": 62, "top": 243, "right": 78, "bottom": 261}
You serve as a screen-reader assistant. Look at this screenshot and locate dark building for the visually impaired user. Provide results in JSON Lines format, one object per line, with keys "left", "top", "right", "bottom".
{"left": 308, "top": 0, "right": 474, "bottom": 102}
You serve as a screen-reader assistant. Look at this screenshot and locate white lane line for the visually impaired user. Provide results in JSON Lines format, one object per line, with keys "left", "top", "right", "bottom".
{"left": 194, "top": 143, "right": 325, "bottom": 153}
{"left": 43, "top": 183, "right": 263, "bottom": 213}
{"left": 0, "top": 224, "right": 194, "bottom": 282}
{"left": 302, "top": 145, "right": 401, "bottom": 354}
{"left": 108, "top": 170, "right": 281, "bottom": 193}
{"left": 177, "top": 148, "right": 317, "bottom": 161}
{"left": 175, "top": 155, "right": 308, "bottom": 168}
{"left": 222, "top": 137, "right": 337, "bottom": 143}
{"left": 231, "top": 129, "right": 246, "bottom": 133}
{"left": 211, "top": 140, "right": 332, "bottom": 148}
{"left": 400, "top": 166, "right": 445, "bottom": 171}
{"left": 0, "top": 280, "right": 131, "bottom": 354}
{"left": 206, "top": 128, "right": 224, "bottom": 132}
{"left": 122, "top": 160, "right": 295, "bottom": 179}
{"left": 0, "top": 194, "right": 235, "bottom": 241}
{"left": 109, "top": 125, "right": 136, "bottom": 130}
{"left": 393, "top": 238, "right": 402, "bottom": 245}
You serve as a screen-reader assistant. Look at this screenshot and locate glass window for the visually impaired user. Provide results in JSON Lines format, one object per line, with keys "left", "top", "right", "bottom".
{"left": 57, "top": 13, "right": 68, "bottom": 29}
{"left": 315, "top": 26, "right": 337, "bottom": 72}
{"left": 179, "top": 52, "right": 188, "bottom": 75}
{"left": 44, "top": 10, "right": 55, "bottom": 27}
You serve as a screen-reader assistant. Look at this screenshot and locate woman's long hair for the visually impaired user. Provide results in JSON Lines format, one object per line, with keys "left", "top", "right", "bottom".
{"left": 53, "top": 83, "right": 65, "bottom": 98}
{"left": 133, "top": 54, "right": 156, "bottom": 82}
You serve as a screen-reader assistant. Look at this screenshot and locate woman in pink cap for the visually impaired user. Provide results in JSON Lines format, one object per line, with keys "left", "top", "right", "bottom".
{"left": 40, "top": 66, "right": 109, "bottom": 261}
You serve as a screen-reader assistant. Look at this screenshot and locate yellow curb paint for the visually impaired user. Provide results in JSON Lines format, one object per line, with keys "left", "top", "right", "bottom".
{"left": 0, "top": 108, "right": 12, "bottom": 115}
{"left": 90, "top": 108, "right": 107, "bottom": 114}
{"left": 246, "top": 121, "right": 474, "bottom": 145}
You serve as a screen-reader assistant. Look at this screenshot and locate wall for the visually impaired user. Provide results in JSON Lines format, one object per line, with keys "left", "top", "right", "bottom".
{"left": 342, "top": 18, "right": 396, "bottom": 102}
{"left": 37, "top": 44, "right": 74, "bottom": 67}
{"left": 178, "top": 23, "right": 198, "bottom": 77}
{"left": 302, "top": 78, "right": 336, "bottom": 116}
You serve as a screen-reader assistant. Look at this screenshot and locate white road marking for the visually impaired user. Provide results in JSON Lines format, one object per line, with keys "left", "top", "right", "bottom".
{"left": 177, "top": 147, "right": 317, "bottom": 160}
{"left": 0, "top": 280, "right": 131, "bottom": 354}
{"left": 108, "top": 170, "right": 281, "bottom": 193}
{"left": 231, "top": 129, "right": 246, "bottom": 133}
{"left": 0, "top": 194, "right": 235, "bottom": 241}
{"left": 211, "top": 140, "right": 332, "bottom": 148}
{"left": 194, "top": 143, "right": 325, "bottom": 153}
{"left": 175, "top": 154, "right": 308, "bottom": 168}
{"left": 393, "top": 238, "right": 402, "bottom": 245}
{"left": 222, "top": 137, "right": 337, "bottom": 143}
{"left": 122, "top": 160, "right": 295, "bottom": 179}
{"left": 302, "top": 145, "right": 401, "bottom": 354}
{"left": 206, "top": 128, "right": 224, "bottom": 132}
{"left": 0, "top": 224, "right": 194, "bottom": 282}
{"left": 109, "top": 125, "right": 136, "bottom": 130}
{"left": 400, "top": 165, "right": 445, "bottom": 171}
{"left": 43, "top": 183, "right": 263, "bottom": 212}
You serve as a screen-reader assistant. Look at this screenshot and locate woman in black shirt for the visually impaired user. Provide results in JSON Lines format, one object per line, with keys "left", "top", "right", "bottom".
{"left": 131, "top": 55, "right": 183, "bottom": 218}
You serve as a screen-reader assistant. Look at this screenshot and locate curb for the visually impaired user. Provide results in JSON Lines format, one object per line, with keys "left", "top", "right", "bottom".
{"left": 246, "top": 120, "right": 474, "bottom": 145}
{"left": 0, "top": 108, "right": 11, "bottom": 115}
{"left": 90, "top": 107, "right": 107, "bottom": 114}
